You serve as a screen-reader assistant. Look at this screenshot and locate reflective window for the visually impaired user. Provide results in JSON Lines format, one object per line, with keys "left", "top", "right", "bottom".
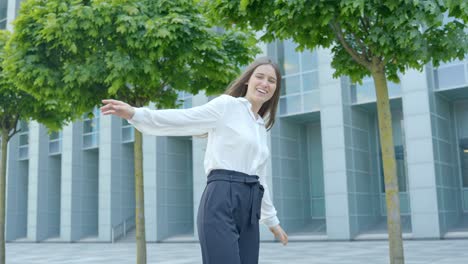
{"left": 460, "top": 139, "right": 468, "bottom": 187}
{"left": 282, "top": 75, "right": 300, "bottom": 95}
{"left": 301, "top": 49, "right": 318, "bottom": 72}
{"left": 49, "top": 131, "right": 62, "bottom": 155}
{"left": 435, "top": 61, "right": 467, "bottom": 90}
{"left": 268, "top": 39, "right": 320, "bottom": 116}
{"left": 302, "top": 72, "right": 319, "bottom": 91}
{"left": 0, "top": 0, "right": 7, "bottom": 29}
{"left": 82, "top": 108, "right": 99, "bottom": 149}
{"left": 455, "top": 101, "right": 468, "bottom": 187}
{"left": 83, "top": 119, "right": 99, "bottom": 134}
{"left": 18, "top": 121, "right": 29, "bottom": 160}
{"left": 122, "top": 118, "right": 134, "bottom": 143}
{"left": 352, "top": 77, "right": 401, "bottom": 104}
{"left": 177, "top": 91, "right": 193, "bottom": 109}
{"left": 278, "top": 40, "right": 300, "bottom": 75}
{"left": 303, "top": 91, "right": 320, "bottom": 112}
{"left": 279, "top": 95, "right": 301, "bottom": 115}
{"left": 19, "top": 134, "right": 28, "bottom": 145}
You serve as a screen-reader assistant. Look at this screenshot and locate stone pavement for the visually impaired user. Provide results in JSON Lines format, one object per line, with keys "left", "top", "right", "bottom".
{"left": 6, "top": 239, "right": 468, "bottom": 264}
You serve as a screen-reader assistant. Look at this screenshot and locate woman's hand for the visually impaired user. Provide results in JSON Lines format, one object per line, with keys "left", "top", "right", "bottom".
{"left": 269, "top": 224, "right": 288, "bottom": 245}
{"left": 101, "top": 99, "right": 135, "bottom": 120}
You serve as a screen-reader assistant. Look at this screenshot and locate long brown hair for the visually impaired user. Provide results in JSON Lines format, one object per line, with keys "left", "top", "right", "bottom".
{"left": 224, "top": 57, "right": 282, "bottom": 130}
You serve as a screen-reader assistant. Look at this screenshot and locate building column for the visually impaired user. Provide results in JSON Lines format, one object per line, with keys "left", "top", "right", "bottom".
{"left": 318, "top": 48, "right": 351, "bottom": 240}
{"left": 26, "top": 122, "right": 49, "bottom": 241}
{"left": 98, "top": 114, "right": 120, "bottom": 241}
{"left": 6, "top": 0, "right": 17, "bottom": 31}
{"left": 60, "top": 121, "right": 83, "bottom": 241}
{"left": 401, "top": 68, "right": 440, "bottom": 238}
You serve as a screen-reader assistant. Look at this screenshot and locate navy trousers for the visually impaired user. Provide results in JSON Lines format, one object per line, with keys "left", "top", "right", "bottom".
{"left": 197, "top": 169, "right": 265, "bottom": 264}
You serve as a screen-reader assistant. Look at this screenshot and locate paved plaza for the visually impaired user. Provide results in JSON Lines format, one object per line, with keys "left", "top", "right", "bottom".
{"left": 6, "top": 239, "right": 468, "bottom": 264}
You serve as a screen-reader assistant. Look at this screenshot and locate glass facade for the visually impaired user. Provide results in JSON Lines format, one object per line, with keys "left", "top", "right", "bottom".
{"left": 456, "top": 102, "right": 468, "bottom": 188}
{"left": 18, "top": 121, "right": 28, "bottom": 160}
{"left": 461, "top": 140, "right": 468, "bottom": 187}
{"left": 351, "top": 77, "right": 401, "bottom": 104}
{"left": 82, "top": 108, "right": 99, "bottom": 149}
{"left": 268, "top": 39, "right": 320, "bottom": 115}
{"left": 48, "top": 131, "right": 62, "bottom": 155}
{"left": 435, "top": 58, "right": 468, "bottom": 90}
{"left": 0, "top": 0, "right": 7, "bottom": 29}
{"left": 121, "top": 119, "right": 134, "bottom": 143}
{"left": 177, "top": 91, "right": 193, "bottom": 109}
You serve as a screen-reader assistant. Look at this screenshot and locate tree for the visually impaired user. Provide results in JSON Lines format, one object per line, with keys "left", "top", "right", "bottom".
{"left": 5, "top": 0, "right": 259, "bottom": 263}
{"left": 205, "top": 1, "right": 467, "bottom": 264}
{"left": 0, "top": 29, "right": 69, "bottom": 264}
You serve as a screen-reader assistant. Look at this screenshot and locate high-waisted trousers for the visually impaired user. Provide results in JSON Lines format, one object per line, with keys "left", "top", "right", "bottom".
{"left": 197, "top": 169, "right": 265, "bottom": 264}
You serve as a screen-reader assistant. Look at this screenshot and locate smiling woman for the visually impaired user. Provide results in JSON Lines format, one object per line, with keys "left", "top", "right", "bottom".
{"left": 101, "top": 57, "right": 288, "bottom": 264}
{"left": 223, "top": 57, "right": 282, "bottom": 131}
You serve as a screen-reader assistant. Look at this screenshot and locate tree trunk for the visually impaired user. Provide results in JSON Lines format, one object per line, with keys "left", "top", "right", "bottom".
{"left": 134, "top": 129, "right": 147, "bottom": 264}
{"left": 0, "top": 130, "right": 9, "bottom": 264}
{"left": 372, "top": 68, "right": 405, "bottom": 264}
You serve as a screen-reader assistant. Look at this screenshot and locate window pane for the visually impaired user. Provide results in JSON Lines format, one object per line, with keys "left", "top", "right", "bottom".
{"left": 122, "top": 127, "right": 134, "bottom": 142}
{"left": 19, "top": 121, "right": 28, "bottom": 132}
{"left": 395, "top": 145, "right": 407, "bottom": 192}
{"left": 439, "top": 58, "right": 463, "bottom": 67}
{"left": 267, "top": 42, "right": 277, "bottom": 61}
{"left": 436, "top": 65, "right": 466, "bottom": 89}
{"left": 303, "top": 91, "right": 320, "bottom": 112}
{"left": 461, "top": 140, "right": 468, "bottom": 187}
{"left": 355, "top": 80, "right": 376, "bottom": 102}
{"left": 49, "top": 131, "right": 60, "bottom": 140}
{"left": 0, "top": 0, "right": 7, "bottom": 25}
{"left": 19, "top": 146, "right": 28, "bottom": 159}
{"left": 49, "top": 141, "right": 60, "bottom": 154}
{"left": 283, "top": 75, "right": 300, "bottom": 95}
{"left": 83, "top": 134, "right": 98, "bottom": 148}
{"left": 19, "top": 134, "right": 28, "bottom": 146}
{"left": 279, "top": 95, "right": 301, "bottom": 115}
{"left": 183, "top": 98, "right": 192, "bottom": 109}
{"left": 301, "top": 50, "right": 318, "bottom": 71}
{"left": 388, "top": 82, "right": 402, "bottom": 98}
{"left": 302, "top": 72, "right": 319, "bottom": 91}
{"left": 83, "top": 119, "right": 98, "bottom": 134}
{"left": 278, "top": 40, "right": 300, "bottom": 76}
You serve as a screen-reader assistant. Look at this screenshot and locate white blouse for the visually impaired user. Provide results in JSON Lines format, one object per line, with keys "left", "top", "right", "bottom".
{"left": 128, "top": 94, "right": 280, "bottom": 227}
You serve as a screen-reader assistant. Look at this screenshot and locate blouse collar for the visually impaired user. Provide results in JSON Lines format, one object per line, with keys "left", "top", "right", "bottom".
{"left": 237, "top": 97, "right": 265, "bottom": 125}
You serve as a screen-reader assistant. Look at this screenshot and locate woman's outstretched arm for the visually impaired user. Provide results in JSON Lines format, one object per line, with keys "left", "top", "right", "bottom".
{"left": 101, "top": 95, "right": 231, "bottom": 136}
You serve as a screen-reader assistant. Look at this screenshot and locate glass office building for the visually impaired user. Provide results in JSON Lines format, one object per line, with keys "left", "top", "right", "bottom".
{"left": 3, "top": 0, "right": 468, "bottom": 242}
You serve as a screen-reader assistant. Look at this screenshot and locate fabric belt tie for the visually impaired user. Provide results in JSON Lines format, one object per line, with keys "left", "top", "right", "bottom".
{"left": 207, "top": 169, "right": 264, "bottom": 225}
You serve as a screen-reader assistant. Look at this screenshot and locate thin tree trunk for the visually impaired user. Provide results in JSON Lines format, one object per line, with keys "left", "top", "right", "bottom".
{"left": 134, "top": 129, "right": 147, "bottom": 264}
{"left": 372, "top": 68, "right": 405, "bottom": 264}
{"left": 0, "top": 130, "right": 9, "bottom": 264}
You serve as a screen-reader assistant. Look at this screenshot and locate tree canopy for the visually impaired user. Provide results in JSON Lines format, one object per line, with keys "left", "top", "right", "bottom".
{"left": 6, "top": 0, "right": 259, "bottom": 115}
{"left": 1, "top": 30, "right": 66, "bottom": 133}
{"left": 207, "top": 0, "right": 467, "bottom": 82}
